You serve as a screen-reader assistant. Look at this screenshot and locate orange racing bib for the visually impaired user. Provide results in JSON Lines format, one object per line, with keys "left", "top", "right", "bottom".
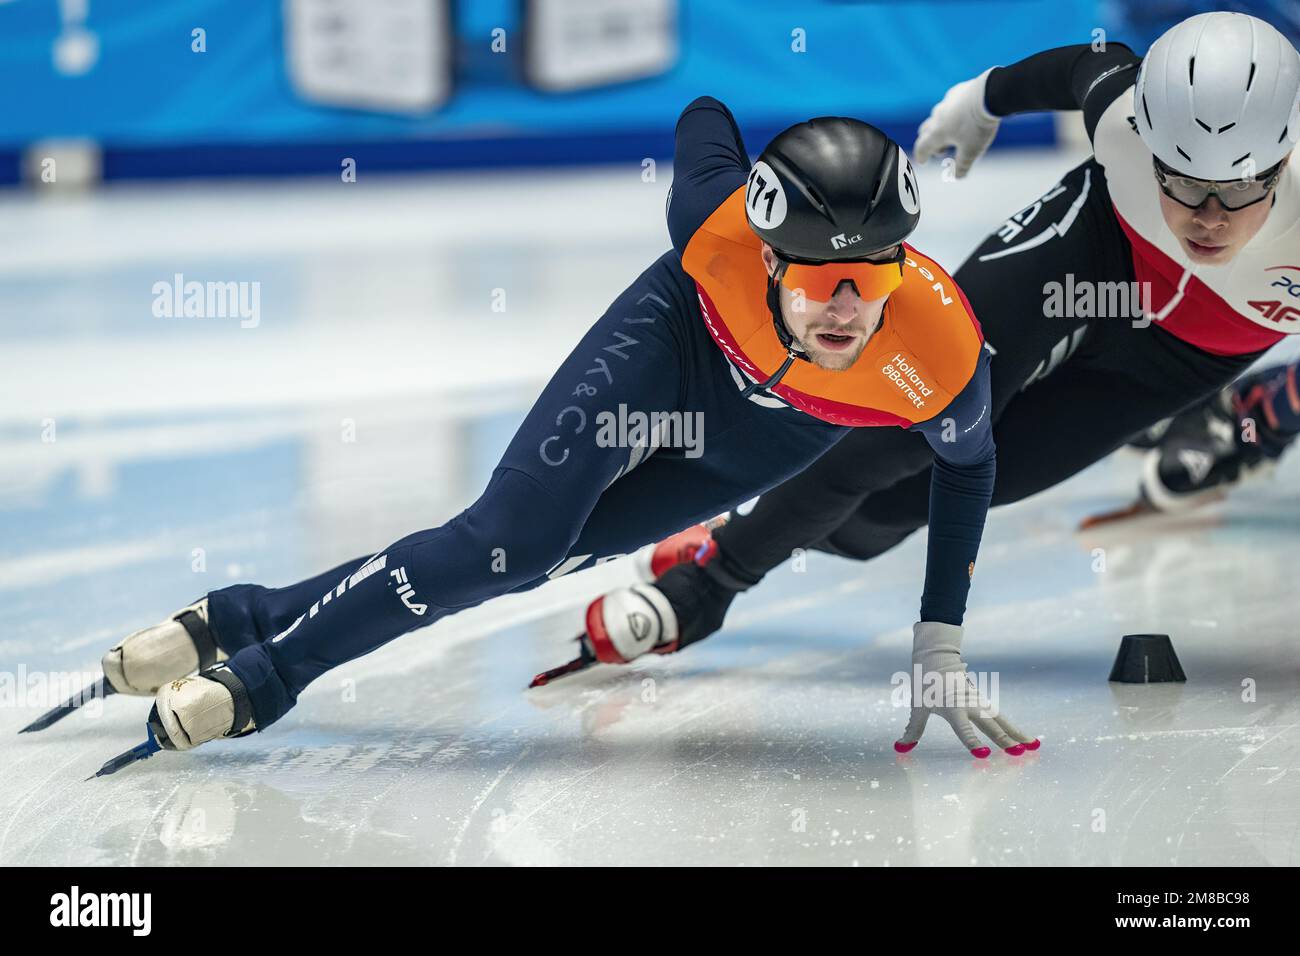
{"left": 682, "top": 186, "right": 984, "bottom": 427}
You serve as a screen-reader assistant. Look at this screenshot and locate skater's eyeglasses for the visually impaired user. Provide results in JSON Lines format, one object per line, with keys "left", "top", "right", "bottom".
{"left": 777, "top": 244, "right": 905, "bottom": 301}
{"left": 1152, "top": 157, "right": 1284, "bottom": 211}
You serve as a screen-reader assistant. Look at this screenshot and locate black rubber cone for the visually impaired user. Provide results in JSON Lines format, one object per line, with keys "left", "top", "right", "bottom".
{"left": 1108, "top": 633, "right": 1187, "bottom": 683}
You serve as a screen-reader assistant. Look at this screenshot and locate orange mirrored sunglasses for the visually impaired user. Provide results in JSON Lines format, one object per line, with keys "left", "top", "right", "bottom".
{"left": 776, "top": 244, "right": 906, "bottom": 301}
{"left": 780, "top": 259, "right": 903, "bottom": 301}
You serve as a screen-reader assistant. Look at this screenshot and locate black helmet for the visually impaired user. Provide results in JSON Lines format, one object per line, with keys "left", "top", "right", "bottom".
{"left": 745, "top": 117, "right": 920, "bottom": 263}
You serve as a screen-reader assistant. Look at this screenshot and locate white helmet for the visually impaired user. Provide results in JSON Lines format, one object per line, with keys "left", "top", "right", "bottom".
{"left": 1134, "top": 12, "right": 1300, "bottom": 180}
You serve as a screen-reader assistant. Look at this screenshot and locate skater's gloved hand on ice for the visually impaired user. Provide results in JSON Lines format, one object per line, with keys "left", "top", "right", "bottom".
{"left": 912, "top": 68, "right": 1000, "bottom": 178}
{"left": 894, "top": 621, "right": 1039, "bottom": 758}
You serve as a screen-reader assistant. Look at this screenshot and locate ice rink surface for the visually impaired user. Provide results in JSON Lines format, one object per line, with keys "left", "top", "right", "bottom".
{"left": 1, "top": 148, "right": 1297, "bottom": 866}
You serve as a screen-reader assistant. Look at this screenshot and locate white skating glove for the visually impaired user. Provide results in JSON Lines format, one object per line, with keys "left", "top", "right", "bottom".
{"left": 894, "top": 621, "right": 1039, "bottom": 758}
{"left": 912, "top": 69, "right": 1000, "bottom": 178}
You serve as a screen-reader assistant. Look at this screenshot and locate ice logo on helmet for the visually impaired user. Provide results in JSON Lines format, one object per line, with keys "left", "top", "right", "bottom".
{"left": 745, "top": 160, "right": 788, "bottom": 229}
{"left": 897, "top": 147, "right": 919, "bottom": 215}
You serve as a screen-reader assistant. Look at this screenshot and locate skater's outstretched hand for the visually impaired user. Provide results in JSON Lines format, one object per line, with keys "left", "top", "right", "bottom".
{"left": 894, "top": 621, "right": 1039, "bottom": 758}
{"left": 912, "top": 69, "right": 1000, "bottom": 178}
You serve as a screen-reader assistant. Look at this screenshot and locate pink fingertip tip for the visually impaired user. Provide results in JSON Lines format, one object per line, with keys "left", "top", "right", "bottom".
{"left": 1005, "top": 743, "right": 1026, "bottom": 756}
{"left": 894, "top": 740, "right": 916, "bottom": 754}
{"left": 970, "top": 746, "right": 991, "bottom": 759}
{"left": 1023, "top": 738, "right": 1041, "bottom": 751}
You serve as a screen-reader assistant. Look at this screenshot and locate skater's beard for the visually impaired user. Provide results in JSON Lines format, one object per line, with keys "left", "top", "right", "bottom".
{"left": 795, "top": 322, "right": 875, "bottom": 370}
{"left": 783, "top": 294, "right": 885, "bottom": 371}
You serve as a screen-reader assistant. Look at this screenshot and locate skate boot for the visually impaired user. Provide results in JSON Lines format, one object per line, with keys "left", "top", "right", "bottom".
{"left": 531, "top": 537, "right": 757, "bottom": 686}
{"left": 152, "top": 665, "right": 255, "bottom": 751}
{"left": 102, "top": 598, "right": 227, "bottom": 696}
{"left": 1141, "top": 385, "right": 1291, "bottom": 512}
{"left": 582, "top": 584, "right": 682, "bottom": 664}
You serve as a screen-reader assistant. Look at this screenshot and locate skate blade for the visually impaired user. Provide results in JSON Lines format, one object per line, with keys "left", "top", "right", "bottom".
{"left": 528, "top": 654, "right": 593, "bottom": 688}
{"left": 20, "top": 676, "right": 116, "bottom": 733}
{"left": 1077, "top": 499, "right": 1158, "bottom": 530}
{"left": 87, "top": 725, "right": 163, "bottom": 780}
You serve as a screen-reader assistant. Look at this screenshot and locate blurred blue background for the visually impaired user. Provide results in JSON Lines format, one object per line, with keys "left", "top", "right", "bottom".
{"left": 1, "top": 0, "right": 1296, "bottom": 181}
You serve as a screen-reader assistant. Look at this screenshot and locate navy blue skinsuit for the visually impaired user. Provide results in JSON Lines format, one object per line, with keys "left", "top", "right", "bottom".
{"left": 208, "top": 98, "right": 996, "bottom": 728}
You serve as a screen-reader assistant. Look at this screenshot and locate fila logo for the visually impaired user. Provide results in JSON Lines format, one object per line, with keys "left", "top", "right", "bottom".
{"left": 830, "top": 232, "right": 861, "bottom": 249}
{"left": 390, "top": 567, "right": 428, "bottom": 616}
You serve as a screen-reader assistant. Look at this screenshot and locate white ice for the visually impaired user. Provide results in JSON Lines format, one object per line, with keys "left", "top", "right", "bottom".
{"left": 1, "top": 146, "right": 1297, "bottom": 866}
